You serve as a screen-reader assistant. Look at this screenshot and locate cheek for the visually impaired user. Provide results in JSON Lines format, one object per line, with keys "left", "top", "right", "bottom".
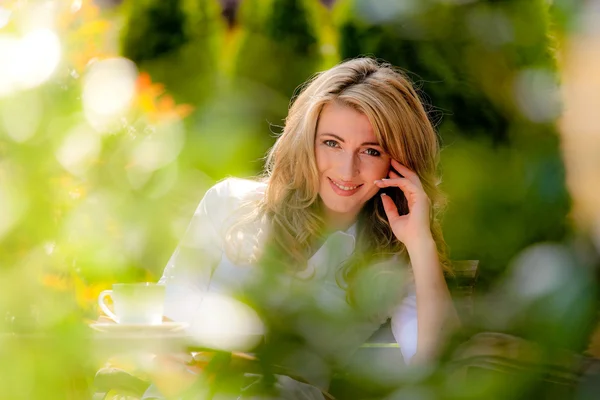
{"left": 315, "top": 147, "right": 330, "bottom": 173}
{"left": 361, "top": 158, "right": 390, "bottom": 179}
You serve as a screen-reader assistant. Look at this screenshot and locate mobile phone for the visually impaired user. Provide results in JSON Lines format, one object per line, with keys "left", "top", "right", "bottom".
{"left": 379, "top": 167, "right": 408, "bottom": 215}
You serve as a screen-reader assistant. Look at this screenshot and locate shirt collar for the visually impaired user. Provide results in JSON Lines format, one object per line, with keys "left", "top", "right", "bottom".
{"left": 295, "top": 222, "right": 357, "bottom": 280}
{"left": 343, "top": 222, "right": 358, "bottom": 240}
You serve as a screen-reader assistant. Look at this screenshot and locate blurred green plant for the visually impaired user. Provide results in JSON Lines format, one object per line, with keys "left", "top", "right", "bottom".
{"left": 0, "top": 0, "right": 197, "bottom": 318}
{"left": 234, "top": 0, "right": 322, "bottom": 100}
{"left": 121, "top": 0, "right": 188, "bottom": 64}
{"left": 0, "top": 0, "right": 596, "bottom": 398}
{"left": 120, "top": 0, "right": 224, "bottom": 106}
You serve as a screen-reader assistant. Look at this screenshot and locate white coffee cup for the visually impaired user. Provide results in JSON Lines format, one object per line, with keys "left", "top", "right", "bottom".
{"left": 98, "top": 283, "right": 166, "bottom": 325}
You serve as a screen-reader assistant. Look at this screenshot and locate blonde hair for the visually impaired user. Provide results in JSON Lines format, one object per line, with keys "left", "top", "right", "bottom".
{"left": 229, "top": 57, "right": 450, "bottom": 295}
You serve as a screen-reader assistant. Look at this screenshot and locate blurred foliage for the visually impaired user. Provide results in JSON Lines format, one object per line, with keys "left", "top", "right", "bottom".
{"left": 120, "top": 0, "right": 188, "bottom": 64}
{"left": 0, "top": 0, "right": 598, "bottom": 398}
{"left": 120, "top": 0, "right": 224, "bottom": 105}
{"left": 233, "top": 0, "right": 322, "bottom": 114}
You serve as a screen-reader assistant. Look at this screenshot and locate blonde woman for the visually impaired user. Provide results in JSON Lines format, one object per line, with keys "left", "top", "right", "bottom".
{"left": 150, "top": 57, "right": 459, "bottom": 399}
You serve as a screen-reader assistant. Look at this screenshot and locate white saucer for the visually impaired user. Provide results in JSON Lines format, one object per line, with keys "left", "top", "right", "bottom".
{"left": 89, "top": 321, "right": 189, "bottom": 333}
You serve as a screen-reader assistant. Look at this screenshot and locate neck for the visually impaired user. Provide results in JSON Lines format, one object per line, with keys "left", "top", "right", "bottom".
{"left": 322, "top": 210, "right": 358, "bottom": 234}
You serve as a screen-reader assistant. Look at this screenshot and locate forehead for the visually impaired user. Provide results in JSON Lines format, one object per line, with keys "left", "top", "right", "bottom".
{"left": 316, "top": 102, "right": 377, "bottom": 143}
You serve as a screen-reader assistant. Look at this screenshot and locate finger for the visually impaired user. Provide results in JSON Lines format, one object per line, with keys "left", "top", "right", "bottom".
{"left": 390, "top": 160, "right": 422, "bottom": 187}
{"left": 380, "top": 193, "right": 400, "bottom": 221}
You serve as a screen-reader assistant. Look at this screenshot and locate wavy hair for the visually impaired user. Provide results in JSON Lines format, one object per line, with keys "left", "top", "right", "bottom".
{"left": 229, "top": 57, "right": 450, "bottom": 301}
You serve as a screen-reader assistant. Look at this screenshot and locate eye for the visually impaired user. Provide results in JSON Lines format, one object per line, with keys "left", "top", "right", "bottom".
{"left": 323, "top": 139, "right": 339, "bottom": 148}
{"left": 364, "top": 148, "right": 381, "bottom": 157}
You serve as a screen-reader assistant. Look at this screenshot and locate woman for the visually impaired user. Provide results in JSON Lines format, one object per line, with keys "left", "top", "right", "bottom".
{"left": 152, "top": 57, "right": 459, "bottom": 399}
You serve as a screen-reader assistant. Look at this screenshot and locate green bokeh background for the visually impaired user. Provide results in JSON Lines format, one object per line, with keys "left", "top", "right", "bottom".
{"left": 0, "top": 0, "right": 597, "bottom": 398}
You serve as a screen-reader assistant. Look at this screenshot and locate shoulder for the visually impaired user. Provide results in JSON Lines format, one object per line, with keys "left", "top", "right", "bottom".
{"left": 202, "top": 177, "right": 266, "bottom": 211}
{"left": 198, "top": 178, "right": 268, "bottom": 262}
{"left": 200, "top": 177, "right": 267, "bottom": 229}
{"left": 206, "top": 177, "right": 267, "bottom": 203}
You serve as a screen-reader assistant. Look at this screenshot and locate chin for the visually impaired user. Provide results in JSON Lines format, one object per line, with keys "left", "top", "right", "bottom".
{"left": 321, "top": 197, "right": 360, "bottom": 214}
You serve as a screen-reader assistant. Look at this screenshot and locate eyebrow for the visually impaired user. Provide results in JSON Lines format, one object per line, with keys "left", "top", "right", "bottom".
{"left": 319, "top": 133, "right": 381, "bottom": 147}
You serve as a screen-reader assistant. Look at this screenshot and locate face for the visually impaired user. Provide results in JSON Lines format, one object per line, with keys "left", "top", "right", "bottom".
{"left": 315, "top": 102, "right": 391, "bottom": 229}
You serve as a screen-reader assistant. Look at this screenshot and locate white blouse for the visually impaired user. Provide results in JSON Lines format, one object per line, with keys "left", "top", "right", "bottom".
{"left": 158, "top": 178, "right": 418, "bottom": 368}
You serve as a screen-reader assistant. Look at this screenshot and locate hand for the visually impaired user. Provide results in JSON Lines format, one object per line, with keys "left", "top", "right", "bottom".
{"left": 374, "top": 159, "right": 433, "bottom": 251}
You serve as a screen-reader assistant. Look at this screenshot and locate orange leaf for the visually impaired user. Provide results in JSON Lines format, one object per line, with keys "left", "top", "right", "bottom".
{"left": 157, "top": 95, "right": 176, "bottom": 112}
{"left": 174, "top": 104, "right": 194, "bottom": 119}
{"left": 136, "top": 72, "right": 153, "bottom": 92}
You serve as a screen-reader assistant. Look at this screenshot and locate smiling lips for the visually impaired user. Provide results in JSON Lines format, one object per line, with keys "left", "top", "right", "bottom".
{"left": 328, "top": 177, "right": 363, "bottom": 196}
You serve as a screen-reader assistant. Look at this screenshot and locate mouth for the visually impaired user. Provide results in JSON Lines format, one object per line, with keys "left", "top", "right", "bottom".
{"left": 328, "top": 178, "right": 363, "bottom": 196}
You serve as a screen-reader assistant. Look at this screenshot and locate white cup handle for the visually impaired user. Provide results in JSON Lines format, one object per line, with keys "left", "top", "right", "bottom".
{"left": 98, "top": 290, "right": 118, "bottom": 322}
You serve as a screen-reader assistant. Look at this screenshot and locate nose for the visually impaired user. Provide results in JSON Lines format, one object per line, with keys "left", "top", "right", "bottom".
{"left": 338, "top": 152, "right": 359, "bottom": 181}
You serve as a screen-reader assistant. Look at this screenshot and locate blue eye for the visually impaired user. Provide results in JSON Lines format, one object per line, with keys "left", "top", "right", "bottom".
{"left": 323, "top": 140, "right": 339, "bottom": 148}
{"left": 365, "top": 148, "right": 381, "bottom": 157}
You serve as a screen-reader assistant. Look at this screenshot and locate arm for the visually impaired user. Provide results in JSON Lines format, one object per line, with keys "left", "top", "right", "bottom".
{"left": 159, "top": 183, "right": 224, "bottom": 322}
{"left": 376, "top": 159, "right": 459, "bottom": 364}
{"left": 160, "top": 178, "right": 268, "bottom": 322}
{"left": 406, "top": 238, "right": 459, "bottom": 363}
